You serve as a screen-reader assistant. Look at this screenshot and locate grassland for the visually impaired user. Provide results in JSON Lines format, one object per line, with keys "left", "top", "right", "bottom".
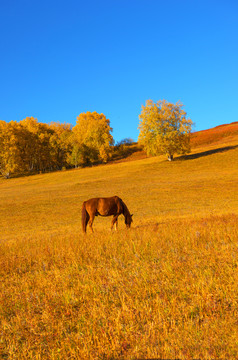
{"left": 0, "top": 131, "right": 238, "bottom": 359}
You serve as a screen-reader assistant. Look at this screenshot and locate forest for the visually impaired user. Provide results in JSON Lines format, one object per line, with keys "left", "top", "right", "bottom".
{"left": 0, "top": 113, "right": 115, "bottom": 178}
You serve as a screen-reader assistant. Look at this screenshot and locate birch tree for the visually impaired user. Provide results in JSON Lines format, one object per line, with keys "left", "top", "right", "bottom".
{"left": 138, "top": 100, "right": 193, "bottom": 161}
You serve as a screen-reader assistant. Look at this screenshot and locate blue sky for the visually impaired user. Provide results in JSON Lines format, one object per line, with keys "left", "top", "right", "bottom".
{"left": 1, "top": 0, "right": 237, "bottom": 142}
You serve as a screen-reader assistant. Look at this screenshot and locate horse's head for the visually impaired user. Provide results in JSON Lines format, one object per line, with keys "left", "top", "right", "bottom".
{"left": 125, "top": 213, "right": 133, "bottom": 228}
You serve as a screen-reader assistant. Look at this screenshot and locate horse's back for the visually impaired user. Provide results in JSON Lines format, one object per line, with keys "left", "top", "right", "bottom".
{"left": 98, "top": 196, "right": 121, "bottom": 216}
{"left": 84, "top": 196, "right": 122, "bottom": 216}
{"left": 86, "top": 196, "right": 120, "bottom": 205}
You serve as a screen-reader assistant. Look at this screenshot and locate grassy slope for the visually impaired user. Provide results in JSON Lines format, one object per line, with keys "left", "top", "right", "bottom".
{"left": 0, "top": 124, "right": 238, "bottom": 359}
{"left": 191, "top": 121, "right": 238, "bottom": 148}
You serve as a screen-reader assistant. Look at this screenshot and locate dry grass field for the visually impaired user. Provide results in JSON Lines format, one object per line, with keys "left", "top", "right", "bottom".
{"left": 0, "top": 126, "right": 238, "bottom": 359}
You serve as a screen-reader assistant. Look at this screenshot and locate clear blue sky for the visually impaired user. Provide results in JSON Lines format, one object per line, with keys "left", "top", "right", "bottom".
{"left": 1, "top": 0, "right": 237, "bottom": 142}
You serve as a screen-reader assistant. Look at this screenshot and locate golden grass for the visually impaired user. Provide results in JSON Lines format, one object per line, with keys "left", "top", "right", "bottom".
{"left": 0, "top": 141, "right": 238, "bottom": 359}
{"left": 191, "top": 121, "right": 238, "bottom": 148}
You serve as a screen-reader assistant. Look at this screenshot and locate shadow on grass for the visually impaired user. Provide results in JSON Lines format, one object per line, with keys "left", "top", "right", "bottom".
{"left": 176, "top": 145, "right": 238, "bottom": 161}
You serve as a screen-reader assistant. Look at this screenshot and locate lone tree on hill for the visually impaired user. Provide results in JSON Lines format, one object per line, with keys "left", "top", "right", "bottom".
{"left": 138, "top": 100, "right": 193, "bottom": 161}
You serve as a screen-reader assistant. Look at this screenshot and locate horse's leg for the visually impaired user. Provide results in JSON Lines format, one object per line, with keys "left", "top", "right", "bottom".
{"left": 111, "top": 215, "right": 119, "bottom": 231}
{"left": 115, "top": 218, "right": 118, "bottom": 231}
{"left": 88, "top": 213, "right": 95, "bottom": 233}
{"left": 85, "top": 212, "right": 90, "bottom": 232}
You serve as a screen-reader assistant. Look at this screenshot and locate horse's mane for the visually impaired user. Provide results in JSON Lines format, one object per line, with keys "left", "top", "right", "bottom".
{"left": 119, "top": 197, "right": 130, "bottom": 218}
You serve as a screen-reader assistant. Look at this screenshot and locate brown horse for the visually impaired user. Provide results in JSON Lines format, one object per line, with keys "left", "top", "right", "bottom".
{"left": 82, "top": 196, "right": 133, "bottom": 233}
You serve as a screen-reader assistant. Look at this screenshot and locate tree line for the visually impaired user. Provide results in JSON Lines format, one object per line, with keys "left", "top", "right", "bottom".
{"left": 0, "top": 113, "right": 113, "bottom": 178}
{"left": 0, "top": 100, "right": 193, "bottom": 178}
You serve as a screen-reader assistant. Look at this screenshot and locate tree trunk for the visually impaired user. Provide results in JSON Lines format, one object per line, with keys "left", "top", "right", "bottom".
{"left": 168, "top": 154, "right": 174, "bottom": 161}
{"left": 0, "top": 170, "right": 10, "bottom": 179}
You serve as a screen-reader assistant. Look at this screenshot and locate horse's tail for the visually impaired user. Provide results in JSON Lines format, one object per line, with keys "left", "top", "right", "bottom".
{"left": 82, "top": 202, "right": 88, "bottom": 233}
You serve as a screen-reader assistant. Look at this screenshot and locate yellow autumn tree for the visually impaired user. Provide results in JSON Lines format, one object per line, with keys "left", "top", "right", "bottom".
{"left": 20, "top": 117, "right": 54, "bottom": 172}
{"left": 0, "top": 120, "right": 26, "bottom": 178}
{"left": 49, "top": 122, "right": 72, "bottom": 170}
{"left": 72, "top": 111, "right": 114, "bottom": 165}
{"left": 138, "top": 100, "right": 193, "bottom": 161}
{"left": 19, "top": 117, "right": 42, "bottom": 171}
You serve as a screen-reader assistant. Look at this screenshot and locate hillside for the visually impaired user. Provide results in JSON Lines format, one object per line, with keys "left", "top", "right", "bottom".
{"left": 0, "top": 122, "right": 238, "bottom": 359}
{"left": 114, "top": 121, "right": 238, "bottom": 163}
{"left": 1, "top": 130, "right": 237, "bottom": 239}
{"left": 191, "top": 121, "right": 238, "bottom": 148}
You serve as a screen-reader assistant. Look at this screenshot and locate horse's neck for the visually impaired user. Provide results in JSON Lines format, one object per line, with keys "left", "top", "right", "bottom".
{"left": 121, "top": 199, "right": 129, "bottom": 218}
